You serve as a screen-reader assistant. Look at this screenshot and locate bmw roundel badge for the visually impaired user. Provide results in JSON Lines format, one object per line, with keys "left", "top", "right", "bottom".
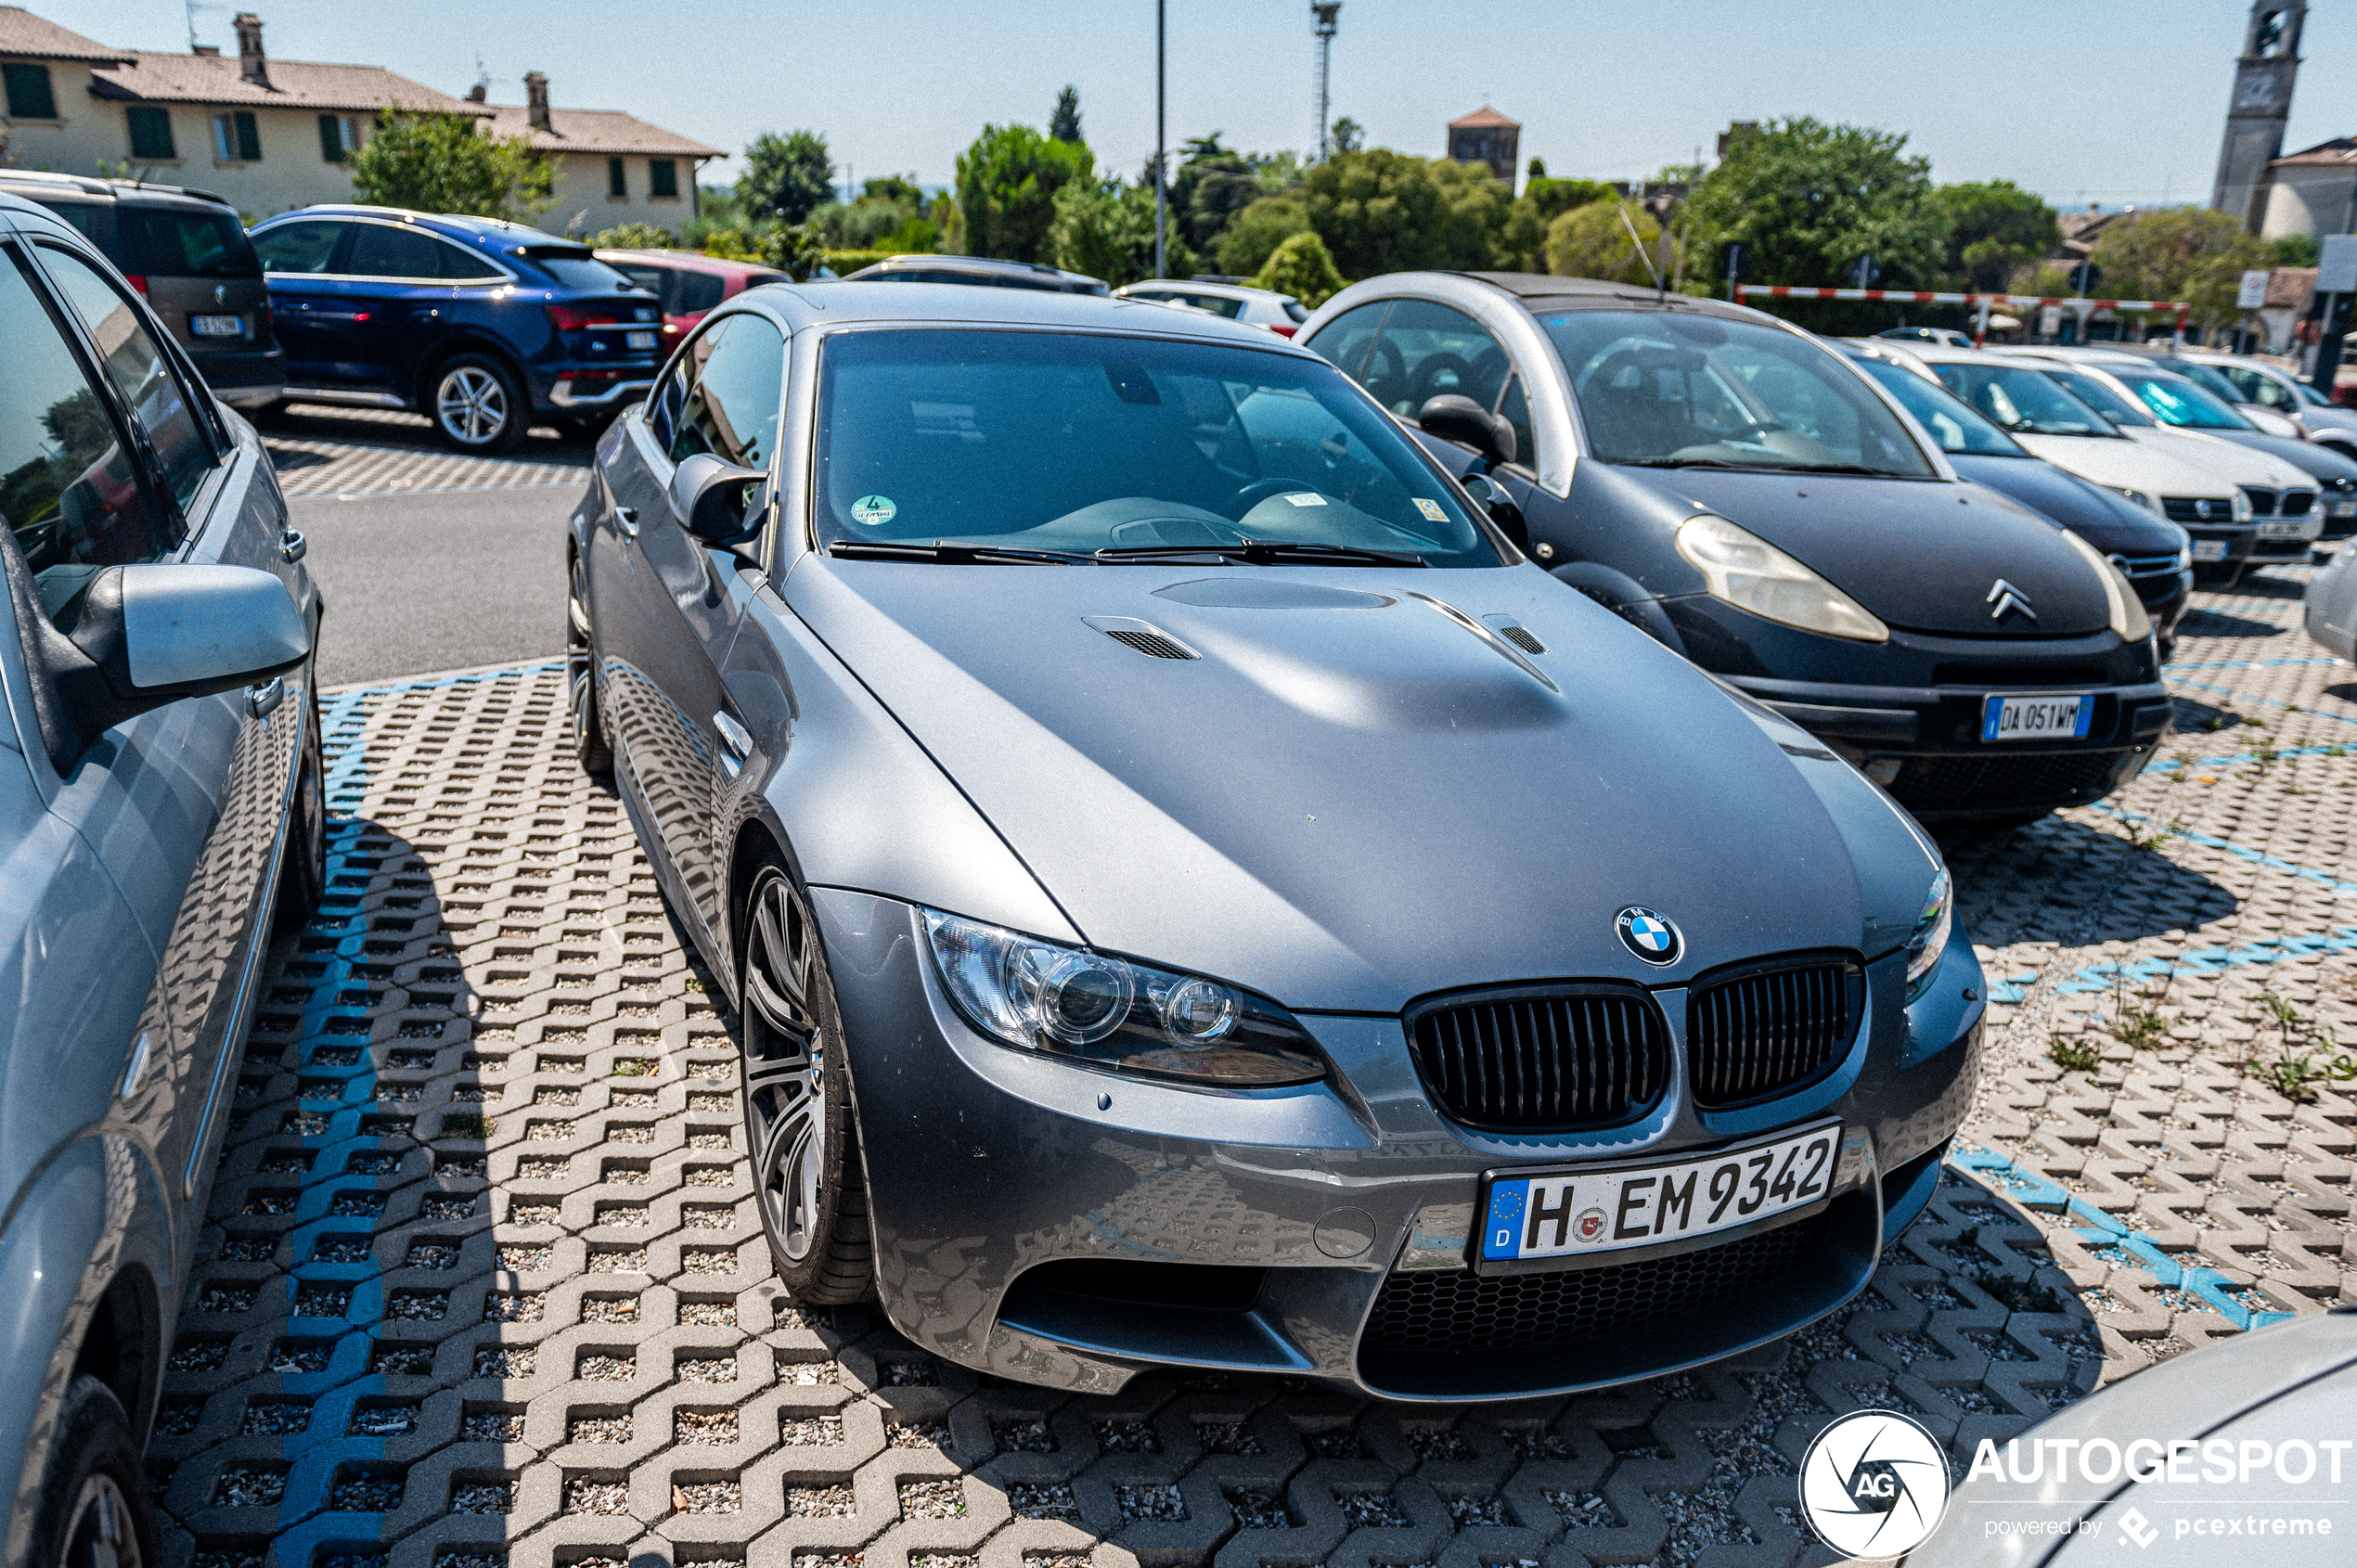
{"left": 1616, "top": 906, "right": 1681, "bottom": 966}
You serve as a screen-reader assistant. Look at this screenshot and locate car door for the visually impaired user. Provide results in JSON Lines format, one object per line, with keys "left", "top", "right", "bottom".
{"left": 252, "top": 218, "right": 357, "bottom": 389}
{"left": 340, "top": 222, "right": 479, "bottom": 398}
{"left": 19, "top": 236, "right": 300, "bottom": 1225}
{"left": 592, "top": 311, "right": 785, "bottom": 937}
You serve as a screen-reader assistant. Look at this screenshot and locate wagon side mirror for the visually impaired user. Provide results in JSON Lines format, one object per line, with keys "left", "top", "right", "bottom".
{"left": 670, "top": 452, "right": 768, "bottom": 546}
{"left": 1418, "top": 393, "right": 1517, "bottom": 468}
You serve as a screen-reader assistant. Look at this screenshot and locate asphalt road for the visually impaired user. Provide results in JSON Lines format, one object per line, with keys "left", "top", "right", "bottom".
{"left": 291, "top": 485, "right": 578, "bottom": 688}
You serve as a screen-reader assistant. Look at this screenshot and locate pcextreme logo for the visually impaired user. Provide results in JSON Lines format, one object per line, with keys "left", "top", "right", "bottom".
{"left": 1797, "top": 1408, "right": 1952, "bottom": 1559}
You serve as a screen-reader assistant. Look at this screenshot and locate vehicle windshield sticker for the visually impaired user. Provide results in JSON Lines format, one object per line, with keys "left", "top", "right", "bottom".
{"left": 1281, "top": 492, "right": 1328, "bottom": 507}
{"left": 1415, "top": 498, "right": 1448, "bottom": 522}
{"left": 850, "top": 495, "right": 897, "bottom": 527}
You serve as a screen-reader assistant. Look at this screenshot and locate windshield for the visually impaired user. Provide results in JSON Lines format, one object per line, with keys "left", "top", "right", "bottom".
{"left": 1539, "top": 310, "right": 1935, "bottom": 475}
{"left": 1932, "top": 363, "right": 2119, "bottom": 436}
{"left": 813, "top": 328, "right": 1497, "bottom": 564}
{"left": 1848, "top": 356, "right": 2027, "bottom": 456}
{"left": 2297, "top": 380, "right": 2333, "bottom": 408}
{"left": 2041, "top": 369, "right": 2152, "bottom": 428}
{"left": 2167, "top": 360, "right": 2258, "bottom": 407}
{"left": 121, "top": 207, "right": 260, "bottom": 278}
{"left": 522, "top": 249, "right": 644, "bottom": 293}
{"left": 2111, "top": 368, "right": 2253, "bottom": 431}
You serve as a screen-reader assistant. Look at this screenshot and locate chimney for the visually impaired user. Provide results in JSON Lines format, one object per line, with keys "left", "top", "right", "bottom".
{"left": 233, "top": 12, "right": 267, "bottom": 87}
{"left": 523, "top": 71, "right": 550, "bottom": 133}
{"left": 465, "top": 83, "right": 486, "bottom": 103}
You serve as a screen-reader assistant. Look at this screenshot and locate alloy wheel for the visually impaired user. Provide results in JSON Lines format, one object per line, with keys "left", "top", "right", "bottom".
{"left": 436, "top": 365, "right": 509, "bottom": 446}
{"left": 62, "top": 1474, "right": 140, "bottom": 1568}
{"left": 742, "top": 870, "right": 828, "bottom": 1263}
{"left": 567, "top": 558, "right": 597, "bottom": 752}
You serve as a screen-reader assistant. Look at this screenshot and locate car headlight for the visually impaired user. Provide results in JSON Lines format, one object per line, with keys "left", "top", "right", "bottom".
{"left": 1673, "top": 513, "right": 1888, "bottom": 642}
{"left": 2176, "top": 543, "right": 2193, "bottom": 572}
{"left": 2055, "top": 526, "right": 2152, "bottom": 642}
{"left": 921, "top": 909, "right": 1326, "bottom": 1086}
{"left": 1904, "top": 868, "right": 1952, "bottom": 1003}
{"left": 2230, "top": 489, "right": 2254, "bottom": 522}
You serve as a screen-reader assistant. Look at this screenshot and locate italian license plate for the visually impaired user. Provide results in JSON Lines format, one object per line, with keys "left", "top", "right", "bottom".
{"left": 2191, "top": 538, "right": 2228, "bottom": 561}
{"left": 189, "top": 314, "right": 243, "bottom": 337}
{"left": 1983, "top": 692, "right": 2093, "bottom": 742}
{"left": 625, "top": 329, "right": 657, "bottom": 350}
{"left": 2334, "top": 499, "right": 2357, "bottom": 520}
{"left": 1480, "top": 1124, "right": 1838, "bottom": 1266}
{"left": 2259, "top": 518, "right": 2320, "bottom": 540}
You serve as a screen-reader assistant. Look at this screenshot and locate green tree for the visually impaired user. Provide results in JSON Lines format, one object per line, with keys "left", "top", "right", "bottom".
{"left": 1329, "top": 117, "right": 1364, "bottom": 155}
{"left": 1545, "top": 199, "right": 1661, "bottom": 285}
{"left": 346, "top": 112, "right": 552, "bottom": 220}
{"left": 2269, "top": 234, "right": 2321, "bottom": 267}
{"left": 1215, "top": 196, "right": 1309, "bottom": 276}
{"left": 1935, "top": 180, "right": 2058, "bottom": 291}
{"left": 1050, "top": 85, "right": 1083, "bottom": 145}
{"left": 1050, "top": 175, "right": 1184, "bottom": 286}
{"left": 592, "top": 222, "right": 677, "bottom": 249}
{"left": 956, "top": 123, "right": 1093, "bottom": 263}
{"left": 2090, "top": 208, "right": 2270, "bottom": 330}
{"left": 1289, "top": 148, "right": 1496, "bottom": 278}
{"left": 1169, "top": 134, "right": 1259, "bottom": 257}
{"left": 738, "top": 130, "right": 834, "bottom": 225}
{"left": 1252, "top": 229, "right": 1345, "bottom": 305}
{"left": 1527, "top": 156, "right": 1548, "bottom": 180}
{"left": 760, "top": 223, "right": 827, "bottom": 281}
{"left": 1684, "top": 116, "right": 1945, "bottom": 289}
{"left": 1495, "top": 175, "right": 1612, "bottom": 271}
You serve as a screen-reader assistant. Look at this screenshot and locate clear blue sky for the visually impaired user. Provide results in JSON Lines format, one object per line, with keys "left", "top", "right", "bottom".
{"left": 42, "top": 0, "right": 2357, "bottom": 211}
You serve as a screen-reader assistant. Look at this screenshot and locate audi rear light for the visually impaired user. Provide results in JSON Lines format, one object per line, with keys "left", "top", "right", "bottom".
{"left": 123, "top": 274, "right": 148, "bottom": 294}
{"left": 1266, "top": 323, "right": 1298, "bottom": 337}
{"left": 546, "top": 303, "right": 622, "bottom": 331}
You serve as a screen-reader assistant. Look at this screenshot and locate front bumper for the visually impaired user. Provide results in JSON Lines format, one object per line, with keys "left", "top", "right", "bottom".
{"left": 2251, "top": 511, "right": 2325, "bottom": 559}
{"left": 814, "top": 890, "right": 1983, "bottom": 1402}
{"left": 188, "top": 345, "right": 287, "bottom": 406}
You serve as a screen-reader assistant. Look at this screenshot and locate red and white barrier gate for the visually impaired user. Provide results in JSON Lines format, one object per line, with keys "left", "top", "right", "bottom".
{"left": 1734, "top": 285, "right": 2188, "bottom": 346}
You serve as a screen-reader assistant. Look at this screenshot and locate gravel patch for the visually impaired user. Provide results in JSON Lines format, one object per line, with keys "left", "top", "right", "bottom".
{"left": 367, "top": 1343, "right": 431, "bottom": 1376}
{"left": 783, "top": 1414, "right": 846, "bottom": 1446}
{"left": 1010, "top": 1483, "right": 1081, "bottom": 1521}
{"left": 330, "top": 1472, "right": 406, "bottom": 1511}
{"left": 779, "top": 1359, "right": 836, "bottom": 1385}
{"left": 1336, "top": 1489, "right": 1410, "bottom": 1529}
{"left": 678, "top": 1300, "right": 735, "bottom": 1326}
{"left": 1228, "top": 1488, "right": 1293, "bottom": 1528}
{"left": 672, "top": 1480, "right": 744, "bottom": 1515}
{"left": 588, "top": 1245, "right": 647, "bottom": 1273}
{"left": 577, "top": 1355, "right": 634, "bottom": 1382}
{"left": 1198, "top": 1420, "right": 1263, "bottom": 1455}
{"left": 1095, "top": 1418, "right": 1159, "bottom": 1453}
{"left": 351, "top": 1403, "right": 420, "bottom": 1436}
{"left": 213, "top": 1465, "right": 289, "bottom": 1507}
{"left": 240, "top": 1400, "right": 310, "bottom": 1435}
{"left": 582, "top": 1295, "right": 639, "bottom": 1323}
{"left": 1407, "top": 1425, "right": 1475, "bottom": 1461}
{"left": 461, "top": 1411, "right": 523, "bottom": 1441}
{"left": 483, "top": 1292, "right": 546, "bottom": 1322}
{"left": 901, "top": 1480, "right": 966, "bottom": 1520}
{"left": 994, "top": 1418, "right": 1055, "bottom": 1452}
{"left": 452, "top": 1482, "right": 515, "bottom": 1514}
{"left": 473, "top": 1346, "right": 535, "bottom": 1377}
{"left": 509, "top": 1201, "right": 560, "bottom": 1225}
{"left": 388, "top": 1290, "right": 449, "bottom": 1319}
{"left": 406, "top": 1241, "right": 460, "bottom": 1269}
{"left": 676, "top": 1408, "right": 739, "bottom": 1444}
{"left": 568, "top": 1414, "right": 631, "bottom": 1443}
{"left": 563, "top": 1479, "right": 628, "bottom": 1515}
{"left": 1547, "top": 1491, "right": 1618, "bottom": 1529}
{"left": 788, "top": 1484, "right": 857, "bottom": 1517}
{"left": 1447, "top": 1493, "right": 1507, "bottom": 1527}
{"left": 496, "top": 1244, "right": 552, "bottom": 1271}
{"left": 676, "top": 1355, "right": 737, "bottom": 1382}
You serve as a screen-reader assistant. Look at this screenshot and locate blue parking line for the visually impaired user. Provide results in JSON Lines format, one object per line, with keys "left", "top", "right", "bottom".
{"left": 2146, "top": 742, "right": 2349, "bottom": 775}
{"left": 1950, "top": 1147, "right": 2293, "bottom": 1331}
{"left": 2090, "top": 803, "right": 2357, "bottom": 898}
{"left": 2164, "top": 658, "right": 2346, "bottom": 673}
{"left": 2168, "top": 676, "right": 2357, "bottom": 726}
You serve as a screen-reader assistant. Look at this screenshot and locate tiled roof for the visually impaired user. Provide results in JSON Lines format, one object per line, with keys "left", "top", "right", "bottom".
{"left": 1449, "top": 105, "right": 1519, "bottom": 130}
{"left": 478, "top": 103, "right": 720, "bottom": 158}
{"left": 2270, "top": 136, "right": 2357, "bottom": 169}
{"left": 0, "top": 6, "right": 127, "bottom": 62}
{"left": 88, "top": 51, "right": 483, "bottom": 114}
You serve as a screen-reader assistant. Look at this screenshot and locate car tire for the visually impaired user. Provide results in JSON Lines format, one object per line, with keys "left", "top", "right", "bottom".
{"left": 429, "top": 353, "right": 529, "bottom": 456}
{"left": 737, "top": 853, "right": 875, "bottom": 1304}
{"left": 568, "top": 553, "right": 612, "bottom": 778}
{"left": 275, "top": 689, "right": 327, "bottom": 931}
{"left": 28, "top": 1375, "right": 160, "bottom": 1568}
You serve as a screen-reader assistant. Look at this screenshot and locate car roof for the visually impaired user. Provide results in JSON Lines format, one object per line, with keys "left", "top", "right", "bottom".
{"left": 1117, "top": 278, "right": 1293, "bottom": 302}
{"left": 1445, "top": 270, "right": 1791, "bottom": 327}
{"left": 0, "top": 168, "right": 233, "bottom": 212}
{"left": 0, "top": 189, "right": 110, "bottom": 242}
{"left": 256, "top": 205, "right": 580, "bottom": 248}
{"left": 596, "top": 248, "right": 778, "bottom": 276}
{"left": 847, "top": 253, "right": 1104, "bottom": 288}
{"left": 726, "top": 279, "right": 1315, "bottom": 348}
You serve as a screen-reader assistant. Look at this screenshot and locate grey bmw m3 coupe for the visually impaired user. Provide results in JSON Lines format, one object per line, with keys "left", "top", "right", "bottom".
{"left": 569, "top": 281, "right": 1984, "bottom": 1400}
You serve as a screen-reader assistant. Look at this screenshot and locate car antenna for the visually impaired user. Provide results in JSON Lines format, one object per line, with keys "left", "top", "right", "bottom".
{"left": 1619, "top": 200, "right": 1663, "bottom": 295}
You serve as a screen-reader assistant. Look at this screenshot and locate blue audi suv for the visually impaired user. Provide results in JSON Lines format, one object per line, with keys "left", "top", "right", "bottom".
{"left": 248, "top": 207, "right": 663, "bottom": 452}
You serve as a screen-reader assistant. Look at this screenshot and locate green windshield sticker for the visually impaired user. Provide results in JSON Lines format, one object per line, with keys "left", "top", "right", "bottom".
{"left": 850, "top": 494, "right": 897, "bottom": 527}
{"left": 1415, "top": 498, "right": 1448, "bottom": 522}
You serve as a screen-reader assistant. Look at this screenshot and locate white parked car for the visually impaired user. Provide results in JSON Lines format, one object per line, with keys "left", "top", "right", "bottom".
{"left": 1114, "top": 278, "right": 1310, "bottom": 336}
{"left": 2007, "top": 343, "right": 2308, "bottom": 441}
{"left": 1889, "top": 344, "right": 2286, "bottom": 583}
{"left": 2179, "top": 349, "right": 2357, "bottom": 464}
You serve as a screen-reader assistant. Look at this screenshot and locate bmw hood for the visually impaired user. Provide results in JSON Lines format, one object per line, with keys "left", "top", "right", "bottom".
{"left": 785, "top": 560, "right": 1907, "bottom": 1013}
{"left": 1623, "top": 469, "right": 2113, "bottom": 636}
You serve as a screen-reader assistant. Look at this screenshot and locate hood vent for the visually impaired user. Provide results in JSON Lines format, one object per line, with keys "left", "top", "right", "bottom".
{"left": 1083, "top": 615, "right": 1199, "bottom": 661}
{"left": 1489, "top": 621, "right": 1547, "bottom": 655}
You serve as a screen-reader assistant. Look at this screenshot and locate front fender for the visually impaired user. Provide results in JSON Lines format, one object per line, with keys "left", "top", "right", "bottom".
{"left": 1549, "top": 561, "right": 1689, "bottom": 654}
{"left": 0, "top": 1133, "right": 172, "bottom": 1568}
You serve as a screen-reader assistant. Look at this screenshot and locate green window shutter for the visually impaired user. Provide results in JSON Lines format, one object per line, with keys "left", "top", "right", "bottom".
{"left": 649, "top": 159, "right": 677, "bottom": 198}
{"left": 318, "top": 113, "right": 344, "bottom": 162}
{"left": 608, "top": 157, "right": 625, "bottom": 198}
{"left": 126, "top": 106, "right": 175, "bottom": 161}
{"left": 4, "top": 63, "right": 57, "bottom": 121}
{"left": 234, "top": 111, "right": 261, "bottom": 161}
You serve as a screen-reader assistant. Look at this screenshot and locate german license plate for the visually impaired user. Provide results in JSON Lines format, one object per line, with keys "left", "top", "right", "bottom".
{"left": 2191, "top": 538, "right": 2227, "bottom": 561}
{"left": 625, "top": 330, "right": 657, "bottom": 350}
{"left": 1982, "top": 692, "right": 2093, "bottom": 741}
{"left": 1479, "top": 1123, "right": 1838, "bottom": 1266}
{"left": 2259, "top": 518, "right": 2320, "bottom": 540}
{"left": 190, "top": 314, "right": 243, "bottom": 337}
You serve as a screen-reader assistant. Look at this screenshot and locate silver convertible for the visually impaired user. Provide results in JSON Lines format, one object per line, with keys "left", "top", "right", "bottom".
{"left": 569, "top": 282, "right": 1983, "bottom": 1400}
{"left": 0, "top": 194, "right": 320, "bottom": 1567}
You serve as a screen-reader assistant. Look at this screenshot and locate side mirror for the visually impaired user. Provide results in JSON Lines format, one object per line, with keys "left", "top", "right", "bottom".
{"left": 1461, "top": 472, "right": 1529, "bottom": 551}
{"left": 73, "top": 563, "right": 310, "bottom": 705}
{"left": 670, "top": 452, "right": 767, "bottom": 546}
{"left": 1417, "top": 393, "right": 1517, "bottom": 468}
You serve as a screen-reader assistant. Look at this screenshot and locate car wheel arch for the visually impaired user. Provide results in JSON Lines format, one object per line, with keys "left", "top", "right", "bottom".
{"left": 414, "top": 336, "right": 528, "bottom": 415}
{"left": 71, "top": 1266, "right": 162, "bottom": 1445}
{"left": 1549, "top": 561, "right": 1690, "bottom": 655}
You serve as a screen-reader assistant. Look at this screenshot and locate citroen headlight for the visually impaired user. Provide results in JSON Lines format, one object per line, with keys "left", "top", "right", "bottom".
{"left": 921, "top": 909, "right": 1325, "bottom": 1086}
{"left": 2230, "top": 489, "right": 2254, "bottom": 522}
{"left": 2055, "top": 525, "right": 2152, "bottom": 642}
{"left": 1674, "top": 513, "right": 1888, "bottom": 642}
{"left": 1904, "top": 868, "right": 1952, "bottom": 1003}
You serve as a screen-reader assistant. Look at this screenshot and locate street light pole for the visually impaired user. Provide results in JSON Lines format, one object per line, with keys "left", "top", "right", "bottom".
{"left": 1153, "top": 0, "right": 1166, "bottom": 279}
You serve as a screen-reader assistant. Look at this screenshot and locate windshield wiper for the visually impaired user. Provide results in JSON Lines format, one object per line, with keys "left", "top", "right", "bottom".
{"left": 1771, "top": 462, "right": 1910, "bottom": 477}
{"left": 830, "top": 540, "right": 1083, "bottom": 564}
{"left": 1094, "top": 539, "right": 1429, "bottom": 567}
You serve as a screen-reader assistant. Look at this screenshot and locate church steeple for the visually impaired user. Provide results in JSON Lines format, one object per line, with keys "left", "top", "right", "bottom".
{"left": 2213, "top": 2, "right": 2306, "bottom": 229}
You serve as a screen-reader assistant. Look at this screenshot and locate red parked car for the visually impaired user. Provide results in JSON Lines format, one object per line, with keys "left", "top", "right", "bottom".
{"left": 594, "top": 248, "right": 786, "bottom": 339}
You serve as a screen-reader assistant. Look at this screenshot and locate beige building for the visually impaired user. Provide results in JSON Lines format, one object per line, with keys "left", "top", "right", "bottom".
{"left": 2258, "top": 135, "right": 2357, "bottom": 242}
{"left": 1, "top": 8, "right": 482, "bottom": 218}
{"left": 477, "top": 72, "right": 720, "bottom": 238}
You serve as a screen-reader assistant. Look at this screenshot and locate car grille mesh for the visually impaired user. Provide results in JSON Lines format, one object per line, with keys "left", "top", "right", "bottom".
{"left": 2162, "top": 497, "right": 2235, "bottom": 523}
{"left": 1099, "top": 628, "right": 1198, "bottom": 661}
{"left": 1687, "top": 957, "right": 1863, "bottom": 1108}
{"left": 1408, "top": 986, "right": 1668, "bottom": 1130}
{"left": 2282, "top": 490, "right": 2316, "bottom": 518}
{"left": 1363, "top": 1215, "right": 1822, "bottom": 1352}
{"left": 1888, "top": 750, "right": 2129, "bottom": 812}
{"left": 1498, "top": 625, "right": 1547, "bottom": 655}
{"left": 2241, "top": 487, "right": 2278, "bottom": 518}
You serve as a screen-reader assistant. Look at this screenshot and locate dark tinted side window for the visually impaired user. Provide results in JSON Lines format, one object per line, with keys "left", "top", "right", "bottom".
{"left": 668, "top": 315, "right": 787, "bottom": 469}
{"left": 253, "top": 221, "right": 345, "bottom": 274}
{"left": 677, "top": 272, "right": 726, "bottom": 314}
{"left": 41, "top": 245, "right": 218, "bottom": 514}
{"left": 0, "top": 249, "right": 178, "bottom": 630}
{"left": 120, "top": 206, "right": 261, "bottom": 278}
{"left": 612, "top": 263, "right": 676, "bottom": 311}
{"left": 346, "top": 223, "right": 454, "bottom": 280}
{"left": 1302, "top": 301, "right": 1390, "bottom": 380}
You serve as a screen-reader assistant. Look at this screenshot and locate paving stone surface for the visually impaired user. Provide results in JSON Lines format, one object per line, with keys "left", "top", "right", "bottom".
{"left": 148, "top": 563, "right": 2356, "bottom": 1568}
{"left": 261, "top": 404, "right": 590, "bottom": 499}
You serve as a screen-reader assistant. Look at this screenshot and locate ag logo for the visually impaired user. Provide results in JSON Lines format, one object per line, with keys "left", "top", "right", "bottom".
{"left": 1615, "top": 906, "right": 1681, "bottom": 966}
{"left": 1797, "top": 1409, "right": 1950, "bottom": 1559}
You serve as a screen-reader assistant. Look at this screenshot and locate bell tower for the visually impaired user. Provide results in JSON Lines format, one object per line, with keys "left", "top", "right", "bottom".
{"left": 2212, "top": 2, "right": 2305, "bottom": 229}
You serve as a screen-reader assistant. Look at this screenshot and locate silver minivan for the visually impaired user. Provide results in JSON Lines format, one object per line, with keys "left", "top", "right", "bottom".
{"left": 0, "top": 191, "right": 321, "bottom": 1568}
